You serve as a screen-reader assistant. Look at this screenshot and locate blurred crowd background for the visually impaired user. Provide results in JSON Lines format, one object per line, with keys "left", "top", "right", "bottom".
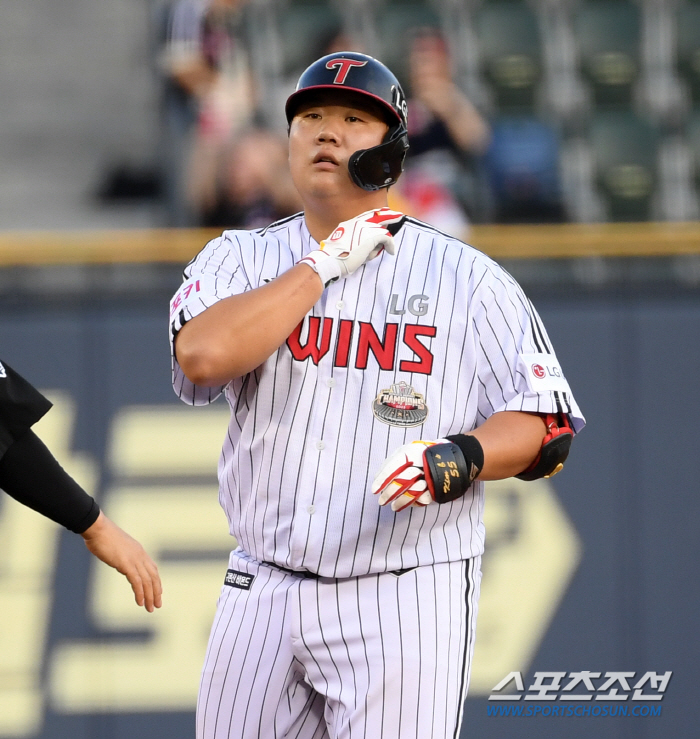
{"left": 2, "top": 0, "right": 700, "bottom": 234}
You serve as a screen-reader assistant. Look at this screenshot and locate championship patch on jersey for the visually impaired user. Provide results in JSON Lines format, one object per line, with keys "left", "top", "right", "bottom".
{"left": 372, "top": 381, "right": 428, "bottom": 427}
{"left": 519, "top": 353, "right": 572, "bottom": 394}
{"left": 224, "top": 569, "right": 254, "bottom": 590}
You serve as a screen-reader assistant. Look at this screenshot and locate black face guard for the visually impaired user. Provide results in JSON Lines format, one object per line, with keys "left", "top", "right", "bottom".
{"left": 348, "top": 125, "right": 410, "bottom": 191}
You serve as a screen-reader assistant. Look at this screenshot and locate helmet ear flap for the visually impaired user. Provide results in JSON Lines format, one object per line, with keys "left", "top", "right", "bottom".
{"left": 348, "top": 129, "right": 409, "bottom": 191}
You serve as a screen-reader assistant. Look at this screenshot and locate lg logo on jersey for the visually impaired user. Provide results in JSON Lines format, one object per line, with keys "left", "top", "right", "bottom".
{"left": 532, "top": 362, "right": 562, "bottom": 379}
{"left": 389, "top": 293, "right": 429, "bottom": 317}
{"left": 287, "top": 317, "right": 436, "bottom": 374}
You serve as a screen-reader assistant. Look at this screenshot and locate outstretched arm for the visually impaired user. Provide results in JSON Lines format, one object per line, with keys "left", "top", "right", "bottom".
{"left": 0, "top": 429, "right": 162, "bottom": 611}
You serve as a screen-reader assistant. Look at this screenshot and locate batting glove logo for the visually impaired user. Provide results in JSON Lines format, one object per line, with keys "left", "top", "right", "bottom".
{"left": 298, "top": 208, "right": 405, "bottom": 288}
{"left": 372, "top": 440, "right": 449, "bottom": 512}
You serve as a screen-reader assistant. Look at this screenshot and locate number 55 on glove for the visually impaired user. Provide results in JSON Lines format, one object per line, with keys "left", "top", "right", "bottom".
{"left": 371, "top": 436, "right": 484, "bottom": 512}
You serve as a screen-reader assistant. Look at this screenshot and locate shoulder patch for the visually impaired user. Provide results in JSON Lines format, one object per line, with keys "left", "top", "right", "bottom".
{"left": 519, "top": 353, "right": 572, "bottom": 394}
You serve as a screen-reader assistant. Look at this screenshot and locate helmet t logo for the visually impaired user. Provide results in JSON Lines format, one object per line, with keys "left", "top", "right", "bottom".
{"left": 326, "top": 58, "right": 368, "bottom": 84}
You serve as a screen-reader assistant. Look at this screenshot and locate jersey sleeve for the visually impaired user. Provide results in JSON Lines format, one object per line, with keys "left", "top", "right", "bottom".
{"left": 0, "top": 359, "right": 53, "bottom": 461}
{"left": 471, "top": 264, "right": 585, "bottom": 433}
{"left": 169, "top": 234, "right": 250, "bottom": 405}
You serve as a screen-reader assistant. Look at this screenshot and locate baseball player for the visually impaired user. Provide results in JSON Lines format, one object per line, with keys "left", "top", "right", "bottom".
{"left": 170, "top": 51, "right": 584, "bottom": 739}
{"left": 0, "top": 358, "right": 162, "bottom": 612}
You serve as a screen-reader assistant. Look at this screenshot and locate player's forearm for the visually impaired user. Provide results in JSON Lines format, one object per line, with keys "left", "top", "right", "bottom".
{"left": 468, "top": 411, "right": 547, "bottom": 480}
{"left": 176, "top": 264, "right": 324, "bottom": 385}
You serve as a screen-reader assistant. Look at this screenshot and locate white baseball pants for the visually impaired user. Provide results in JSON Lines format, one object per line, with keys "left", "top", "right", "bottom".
{"left": 197, "top": 550, "right": 481, "bottom": 739}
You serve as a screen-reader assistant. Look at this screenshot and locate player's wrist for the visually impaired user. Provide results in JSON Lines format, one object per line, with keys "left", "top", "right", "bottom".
{"left": 444, "top": 434, "right": 484, "bottom": 476}
{"left": 298, "top": 251, "right": 342, "bottom": 288}
{"left": 423, "top": 435, "right": 484, "bottom": 504}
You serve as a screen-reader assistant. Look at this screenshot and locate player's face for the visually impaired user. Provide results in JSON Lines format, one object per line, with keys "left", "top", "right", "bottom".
{"left": 288, "top": 93, "right": 389, "bottom": 202}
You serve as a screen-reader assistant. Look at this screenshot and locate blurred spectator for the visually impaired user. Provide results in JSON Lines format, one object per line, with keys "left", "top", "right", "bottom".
{"left": 157, "top": 0, "right": 255, "bottom": 225}
{"left": 195, "top": 24, "right": 360, "bottom": 230}
{"left": 483, "top": 117, "right": 565, "bottom": 223}
{"left": 200, "top": 128, "right": 303, "bottom": 229}
{"left": 389, "top": 28, "right": 491, "bottom": 235}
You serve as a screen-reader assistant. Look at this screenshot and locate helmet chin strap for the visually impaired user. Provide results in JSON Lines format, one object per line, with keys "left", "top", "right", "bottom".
{"left": 348, "top": 126, "right": 409, "bottom": 191}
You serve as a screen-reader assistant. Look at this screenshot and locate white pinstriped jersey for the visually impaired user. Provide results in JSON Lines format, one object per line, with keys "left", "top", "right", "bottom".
{"left": 170, "top": 213, "right": 584, "bottom": 578}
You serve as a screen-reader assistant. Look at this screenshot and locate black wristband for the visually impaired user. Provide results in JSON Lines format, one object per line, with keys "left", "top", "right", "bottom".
{"left": 0, "top": 429, "right": 100, "bottom": 533}
{"left": 423, "top": 434, "right": 484, "bottom": 504}
{"left": 446, "top": 434, "right": 485, "bottom": 479}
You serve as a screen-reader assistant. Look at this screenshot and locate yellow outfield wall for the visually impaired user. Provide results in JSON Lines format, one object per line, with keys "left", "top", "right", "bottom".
{"left": 1, "top": 221, "right": 700, "bottom": 266}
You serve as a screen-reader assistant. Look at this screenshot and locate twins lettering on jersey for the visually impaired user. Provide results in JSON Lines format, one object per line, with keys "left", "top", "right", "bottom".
{"left": 287, "top": 317, "right": 436, "bottom": 375}
{"left": 287, "top": 292, "right": 434, "bottom": 373}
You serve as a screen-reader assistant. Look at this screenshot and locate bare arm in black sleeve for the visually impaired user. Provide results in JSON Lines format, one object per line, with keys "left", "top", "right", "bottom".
{"left": 0, "top": 359, "right": 162, "bottom": 612}
{"left": 0, "top": 429, "right": 100, "bottom": 532}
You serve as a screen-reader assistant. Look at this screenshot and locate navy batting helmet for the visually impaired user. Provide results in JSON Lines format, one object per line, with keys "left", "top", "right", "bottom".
{"left": 285, "top": 52, "right": 409, "bottom": 191}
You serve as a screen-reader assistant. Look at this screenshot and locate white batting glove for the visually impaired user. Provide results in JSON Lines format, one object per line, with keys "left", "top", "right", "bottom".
{"left": 299, "top": 208, "right": 406, "bottom": 287}
{"left": 371, "top": 440, "right": 450, "bottom": 512}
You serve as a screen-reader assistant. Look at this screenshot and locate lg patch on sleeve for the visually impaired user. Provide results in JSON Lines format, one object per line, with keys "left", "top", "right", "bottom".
{"left": 519, "top": 353, "right": 572, "bottom": 394}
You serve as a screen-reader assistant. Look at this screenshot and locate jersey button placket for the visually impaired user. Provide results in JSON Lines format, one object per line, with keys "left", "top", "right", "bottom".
{"left": 289, "top": 315, "right": 334, "bottom": 564}
{"left": 326, "top": 297, "right": 340, "bottom": 389}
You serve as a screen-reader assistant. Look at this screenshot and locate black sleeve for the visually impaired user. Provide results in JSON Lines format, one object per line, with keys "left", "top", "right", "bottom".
{"left": 0, "top": 359, "right": 53, "bottom": 461}
{"left": 0, "top": 429, "right": 100, "bottom": 534}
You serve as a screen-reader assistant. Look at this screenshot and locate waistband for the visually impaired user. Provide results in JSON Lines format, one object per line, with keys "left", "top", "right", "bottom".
{"left": 262, "top": 561, "right": 320, "bottom": 579}
{"left": 261, "top": 561, "right": 417, "bottom": 580}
